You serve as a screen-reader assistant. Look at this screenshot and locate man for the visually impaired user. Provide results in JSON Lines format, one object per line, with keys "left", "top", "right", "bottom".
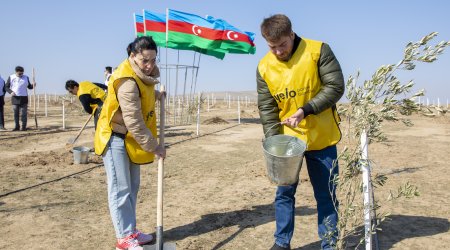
{"left": 104, "top": 66, "right": 113, "bottom": 86}
{"left": 65, "top": 80, "right": 107, "bottom": 129}
{"left": 5, "top": 66, "right": 36, "bottom": 131}
{"left": 257, "top": 14, "right": 345, "bottom": 250}
{"left": 0, "top": 75, "right": 5, "bottom": 130}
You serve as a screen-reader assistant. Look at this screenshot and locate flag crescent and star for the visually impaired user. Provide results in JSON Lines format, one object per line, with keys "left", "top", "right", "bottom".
{"left": 190, "top": 23, "right": 237, "bottom": 41}
{"left": 192, "top": 25, "right": 201, "bottom": 36}
{"left": 227, "top": 31, "right": 237, "bottom": 40}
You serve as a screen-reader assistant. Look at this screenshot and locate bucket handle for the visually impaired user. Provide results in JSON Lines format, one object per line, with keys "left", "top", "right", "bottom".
{"left": 263, "top": 122, "right": 281, "bottom": 140}
{"left": 262, "top": 122, "right": 305, "bottom": 141}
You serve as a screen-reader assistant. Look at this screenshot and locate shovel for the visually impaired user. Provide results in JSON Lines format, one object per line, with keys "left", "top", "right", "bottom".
{"left": 144, "top": 85, "right": 176, "bottom": 250}
{"left": 66, "top": 113, "right": 93, "bottom": 146}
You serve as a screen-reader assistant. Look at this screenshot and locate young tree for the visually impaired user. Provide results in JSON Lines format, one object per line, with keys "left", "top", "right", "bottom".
{"left": 333, "top": 32, "right": 450, "bottom": 249}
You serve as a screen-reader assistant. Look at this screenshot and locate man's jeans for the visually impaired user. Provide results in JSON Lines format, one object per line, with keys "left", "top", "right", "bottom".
{"left": 274, "top": 145, "right": 339, "bottom": 250}
{"left": 12, "top": 103, "right": 28, "bottom": 129}
{"left": 103, "top": 135, "right": 141, "bottom": 238}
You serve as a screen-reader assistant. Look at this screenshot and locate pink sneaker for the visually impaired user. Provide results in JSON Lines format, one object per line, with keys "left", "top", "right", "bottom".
{"left": 116, "top": 234, "right": 143, "bottom": 250}
{"left": 134, "top": 229, "right": 153, "bottom": 244}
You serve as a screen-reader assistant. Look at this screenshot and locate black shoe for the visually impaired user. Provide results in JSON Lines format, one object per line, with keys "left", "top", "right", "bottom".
{"left": 270, "top": 243, "right": 291, "bottom": 250}
{"left": 12, "top": 127, "right": 20, "bottom": 131}
{"left": 21, "top": 127, "right": 27, "bottom": 131}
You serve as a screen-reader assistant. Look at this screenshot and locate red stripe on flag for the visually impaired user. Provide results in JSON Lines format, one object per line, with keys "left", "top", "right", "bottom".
{"left": 145, "top": 20, "right": 166, "bottom": 32}
{"left": 136, "top": 23, "right": 144, "bottom": 33}
{"left": 168, "top": 20, "right": 223, "bottom": 41}
{"left": 222, "top": 30, "right": 255, "bottom": 46}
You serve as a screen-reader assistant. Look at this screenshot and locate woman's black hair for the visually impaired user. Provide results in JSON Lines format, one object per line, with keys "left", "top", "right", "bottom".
{"left": 126, "top": 43, "right": 132, "bottom": 56}
{"left": 128, "top": 36, "right": 158, "bottom": 56}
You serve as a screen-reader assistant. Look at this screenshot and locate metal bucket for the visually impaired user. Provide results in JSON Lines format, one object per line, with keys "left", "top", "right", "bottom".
{"left": 262, "top": 135, "right": 307, "bottom": 185}
{"left": 73, "top": 146, "right": 90, "bottom": 164}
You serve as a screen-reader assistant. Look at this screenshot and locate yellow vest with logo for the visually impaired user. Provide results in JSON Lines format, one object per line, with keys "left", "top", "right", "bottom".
{"left": 94, "top": 59, "right": 157, "bottom": 164}
{"left": 77, "top": 81, "right": 106, "bottom": 113}
{"left": 258, "top": 38, "right": 341, "bottom": 151}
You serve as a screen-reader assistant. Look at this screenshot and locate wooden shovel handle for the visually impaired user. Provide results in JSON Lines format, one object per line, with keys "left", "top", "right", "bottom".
{"left": 157, "top": 85, "right": 165, "bottom": 228}
{"left": 71, "top": 113, "right": 93, "bottom": 144}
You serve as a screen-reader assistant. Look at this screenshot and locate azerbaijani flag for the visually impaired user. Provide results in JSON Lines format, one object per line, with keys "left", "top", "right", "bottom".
{"left": 207, "top": 16, "right": 256, "bottom": 54}
{"left": 168, "top": 9, "right": 226, "bottom": 59}
{"left": 143, "top": 10, "right": 166, "bottom": 47}
{"left": 134, "top": 13, "right": 145, "bottom": 37}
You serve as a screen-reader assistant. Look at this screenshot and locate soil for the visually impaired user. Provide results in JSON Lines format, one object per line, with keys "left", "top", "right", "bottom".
{"left": 0, "top": 98, "right": 449, "bottom": 249}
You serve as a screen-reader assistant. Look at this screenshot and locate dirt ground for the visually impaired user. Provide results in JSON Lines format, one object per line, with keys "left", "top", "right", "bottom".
{"left": 0, "top": 97, "right": 449, "bottom": 250}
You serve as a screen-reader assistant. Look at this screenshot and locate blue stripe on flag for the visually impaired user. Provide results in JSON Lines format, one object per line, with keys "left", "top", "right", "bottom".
{"left": 169, "top": 9, "right": 223, "bottom": 30}
{"left": 144, "top": 10, "right": 166, "bottom": 22}
{"left": 206, "top": 16, "right": 255, "bottom": 41}
{"left": 135, "top": 14, "right": 144, "bottom": 23}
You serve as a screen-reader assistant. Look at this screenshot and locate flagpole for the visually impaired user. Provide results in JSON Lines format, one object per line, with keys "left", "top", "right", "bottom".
{"left": 165, "top": 8, "right": 169, "bottom": 125}
{"left": 133, "top": 13, "right": 137, "bottom": 37}
{"left": 174, "top": 50, "right": 180, "bottom": 125}
{"left": 181, "top": 67, "right": 188, "bottom": 125}
{"left": 142, "top": 9, "right": 146, "bottom": 36}
{"left": 189, "top": 52, "right": 197, "bottom": 117}
{"left": 193, "top": 54, "right": 201, "bottom": 98}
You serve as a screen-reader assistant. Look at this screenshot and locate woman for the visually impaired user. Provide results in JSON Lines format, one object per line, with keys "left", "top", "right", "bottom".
{"left": 95, "top": 36, "right": 166, "bottom": 250}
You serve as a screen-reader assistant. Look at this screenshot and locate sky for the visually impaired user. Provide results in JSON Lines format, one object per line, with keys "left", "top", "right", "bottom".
{"left": 1, "top": 0, "right": 449, "bottom": 103}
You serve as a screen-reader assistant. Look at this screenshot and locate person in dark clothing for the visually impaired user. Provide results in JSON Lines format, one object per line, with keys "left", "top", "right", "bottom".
{"left": 0, "top": 74, "right": 6, "bottom": 130}
{"left": 65, "top": 80, "right": 107, "bottom": 129}
{"left": 5, "top": 66, "right": 36, "bottom": 131}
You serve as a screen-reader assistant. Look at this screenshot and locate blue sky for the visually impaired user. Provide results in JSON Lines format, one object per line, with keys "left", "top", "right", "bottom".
{"left": 1, "top": 0, "right": 449, "bottom": 102}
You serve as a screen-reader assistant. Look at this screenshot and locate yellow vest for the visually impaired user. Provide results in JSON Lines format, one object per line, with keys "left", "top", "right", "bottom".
{"left": 258, "top": 38, "right": 341, "bottom": 151}
{"left": 94, "top": 59, "right": 157, "bottom": 164}
{"left": 77, "top": 81, "right": 106, "bottom": 112}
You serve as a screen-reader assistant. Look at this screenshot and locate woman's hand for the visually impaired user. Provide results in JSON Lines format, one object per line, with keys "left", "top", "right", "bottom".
{"left": 155, "top": 90, "right": 167, "bottom": 101}
{"left": 159, "top": 90, "right": 166, "bottom": 100}
{"left": 153, "top": 144, "right": 166, "bottom": 159}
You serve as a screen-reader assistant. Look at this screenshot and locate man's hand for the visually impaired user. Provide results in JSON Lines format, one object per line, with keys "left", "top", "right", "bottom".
{"left": 11, "top": 92, "right": 16, "bottom": 97}
{"left": 282, "top": 108, "right": 305, "bottom": 128}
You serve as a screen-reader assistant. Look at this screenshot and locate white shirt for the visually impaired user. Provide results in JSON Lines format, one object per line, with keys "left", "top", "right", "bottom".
{"left": 9, "top": 74, "right": 30, "bottom": 96}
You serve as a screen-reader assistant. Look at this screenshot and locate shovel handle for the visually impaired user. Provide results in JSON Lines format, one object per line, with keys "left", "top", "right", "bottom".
{"left": 71, "top": 113, "right": 94, "bottom": 144}
{"left": 262, "top": 122, "right": 285, "bottom": 143}
{"left": 156, "top": 85, "right": 165, "bottom": 249}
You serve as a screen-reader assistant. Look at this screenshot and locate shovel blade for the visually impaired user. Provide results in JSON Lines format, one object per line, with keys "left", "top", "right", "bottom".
{"left": 143, "top": 242, "right": 176, "bottom": 250}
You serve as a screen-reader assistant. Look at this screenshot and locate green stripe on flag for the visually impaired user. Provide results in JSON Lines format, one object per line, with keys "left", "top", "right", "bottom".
{"left": 168, "top": 31, "right": 226, "bottom": 59}
{"left": 145, "top": 31, "right": 166, "bottom": 47}
{"left": 220, "top": 40, "right": 256, "bottom": 54}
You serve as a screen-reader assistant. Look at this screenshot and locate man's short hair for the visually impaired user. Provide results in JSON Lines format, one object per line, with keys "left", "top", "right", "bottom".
{"left": 15, "top": 66, "right": 24, "bottom": 72}
{"left": 261, "top": 14, "right": 292, "bottom": 42}
{"left": 65, "top": 80, "right": 79, "bottom": 91}
{"left": 105, "top": 66, "right": 112, "bottom": 73}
